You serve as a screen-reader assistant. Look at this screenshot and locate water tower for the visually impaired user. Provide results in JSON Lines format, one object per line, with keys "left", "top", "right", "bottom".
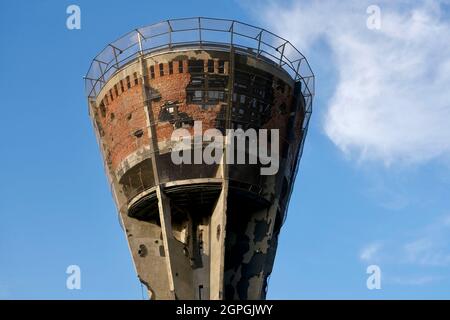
{"left": 84, "top": 17, "right": 314, "bottom": 300}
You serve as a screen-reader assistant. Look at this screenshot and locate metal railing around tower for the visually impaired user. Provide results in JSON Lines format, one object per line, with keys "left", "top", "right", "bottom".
{"left": 84, "top": 17, "right": 314, "bottom": 103}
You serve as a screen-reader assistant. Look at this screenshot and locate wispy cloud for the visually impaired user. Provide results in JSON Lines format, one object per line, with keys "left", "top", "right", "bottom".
{"left": 360, "top": 214, "right": 450, "bottom": 265}
{"left": 358, "top": 214, "right": 450, "bottom": 285}
{"left": 360, "top": 242, "right": 382, "bottom": 262}
{"left": 389, "top": 275, "right": 440, "bottom": 286}
{"left": 251, "top": 0, "right": 450, "bottom": 166}
{"left": 404, "top": 236, "right": 450, "bottom": 267}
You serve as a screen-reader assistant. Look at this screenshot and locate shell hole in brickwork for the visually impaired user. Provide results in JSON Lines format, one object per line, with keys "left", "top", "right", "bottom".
{"left": 134, "top": 129, "right": 144, "bottom": 138}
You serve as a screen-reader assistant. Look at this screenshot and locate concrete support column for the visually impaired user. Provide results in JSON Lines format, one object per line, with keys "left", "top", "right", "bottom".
{"left": 209, "top": 46, "right": 235, "bottom": 299}
{"left": 209, "top": 177, "right": 228, "bottom": 299}
{"left": 139, "top": 55, "right": 178, "bottom": 299}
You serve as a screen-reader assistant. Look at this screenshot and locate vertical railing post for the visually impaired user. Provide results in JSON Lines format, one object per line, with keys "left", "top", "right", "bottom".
{"left": 278, "top": 42, "right": 286, "bottom": 66}
{"left": 257, "top": 30, "right": 262, "bottom": 56}
{"left": 296, "top": 59, "right": 301, "bottom": 82}
{"left": 136, "top": 30, "right": 143, "bottom": 55}
{"left": 90, "top": 79, "right": 96, "bottom": 98}
{"left": 229, "top": 21, "right": 235, "bottom": 48}
{"left": 96, "top": 60, "right": 106, "bottom": 85}
{"left": 167, "top": 20, "right": 173, "bottom": 49}
{"left": 198, "top": 17, "right": 202, "bottom": 48}
{"left": 111, "top": 45, "right": 119, "bottom": 69}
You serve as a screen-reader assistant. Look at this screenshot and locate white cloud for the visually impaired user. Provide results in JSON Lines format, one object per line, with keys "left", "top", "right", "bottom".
{"left": 254, "top": 0, "right": 450, "bottom": 165}
{"left": 360, "top": 242, "right": 382, "bottom": 262}
{"left": 404, "top": 237, "right": 450, "bottom": 266}
{"left": 390, "top": 275, "right": 440, "bottom": 286}
{"left": 403, "top": 216, "right": 450, "bottom": 266}
{"left": 357, "top": 214, "right": 450, "bottom": 285}
{"left": 359, "top": 214, "right": 450, "bottom": 266}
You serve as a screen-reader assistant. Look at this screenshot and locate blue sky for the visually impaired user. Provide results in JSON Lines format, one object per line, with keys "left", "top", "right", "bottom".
{"left": 1, "top": 0, "right": 450, "bottom": 299}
